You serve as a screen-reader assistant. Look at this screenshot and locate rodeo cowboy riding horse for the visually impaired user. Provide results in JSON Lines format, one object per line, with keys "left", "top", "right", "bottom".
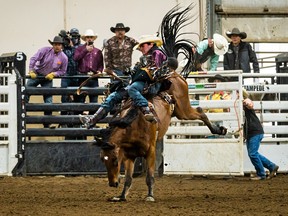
{"left": 77, "top": 4, "right": 227, "bottom": 202}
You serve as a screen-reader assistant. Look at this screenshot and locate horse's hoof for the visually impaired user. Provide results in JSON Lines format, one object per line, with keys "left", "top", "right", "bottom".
{"left": 145, "top": 196, "right": 155, "bottom": 202}
{"left": 108, "top": 196, "right": 126, "bottom": 202}
{"left": 220, "top": 126, "right": 227, "bottom": 135}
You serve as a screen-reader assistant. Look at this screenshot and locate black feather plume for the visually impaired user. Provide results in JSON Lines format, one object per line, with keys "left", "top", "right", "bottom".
{"left": 159, "top": 4, "right": 198, "bottom": 78}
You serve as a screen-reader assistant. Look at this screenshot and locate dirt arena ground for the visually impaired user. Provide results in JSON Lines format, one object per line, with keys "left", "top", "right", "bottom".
{"left": 0, "top": 174, "right": 287, "bottom": 216}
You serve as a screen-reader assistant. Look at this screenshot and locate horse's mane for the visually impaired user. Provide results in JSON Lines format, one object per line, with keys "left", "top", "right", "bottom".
{"left": 159, "top": 4, "right": 198, "bottom": 79}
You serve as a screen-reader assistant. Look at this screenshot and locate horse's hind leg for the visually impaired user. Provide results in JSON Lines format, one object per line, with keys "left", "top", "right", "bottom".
{"left": 196, "top": 107, "right": 227, "bottom": 135}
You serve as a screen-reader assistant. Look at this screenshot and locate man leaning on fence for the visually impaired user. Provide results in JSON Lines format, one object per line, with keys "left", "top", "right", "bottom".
{"left": 26, "top": 36, "right": 68, "bottom": 128}
{"left": 242, "top": 91, "right": 279, "bottom": 180}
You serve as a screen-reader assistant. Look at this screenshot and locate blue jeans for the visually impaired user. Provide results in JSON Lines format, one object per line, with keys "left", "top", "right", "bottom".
{"left": 26, "top": 78, "right": 53, "bottom": 116}
{"left": 61, "top": 77, "right": 79, "bottom": 104}
{"left": 101, "top": 80, "right": 147, "bottom": 113}
{"left": 246, "top": 134, "right": 276, "bottom": 178}
{"left": 101, "top": 91, "right": 124, "bottom": 112}
{"left": 127, "top": 81, "right": 148, "bottom": 107}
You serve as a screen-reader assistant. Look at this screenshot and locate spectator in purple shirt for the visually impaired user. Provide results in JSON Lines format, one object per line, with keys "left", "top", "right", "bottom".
{"left": 74, "top": 29, "right": 104, "bottom": 104}
{"left": 27, "top": 36, "right": 68, "bottom": 128}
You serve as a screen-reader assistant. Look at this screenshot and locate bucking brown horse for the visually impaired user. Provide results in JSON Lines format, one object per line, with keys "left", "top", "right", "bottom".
{"left": 93, "top": 4, "right": 226, "bottom": 202}
{"left": 95, "top": 71, "right": 227, "bottom": 202}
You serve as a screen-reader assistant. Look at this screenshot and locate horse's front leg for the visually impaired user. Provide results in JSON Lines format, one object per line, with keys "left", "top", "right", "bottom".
{"left": 145, "top": 149, "right": 156, "bottom": 202}
{"left": 120, "top": 159, "right": 135, "bottom": 201}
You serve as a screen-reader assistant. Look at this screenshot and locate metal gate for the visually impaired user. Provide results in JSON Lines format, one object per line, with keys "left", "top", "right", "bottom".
{"left": 0, "top": 52, "right": 144, "bottom": 176}
{"left": 164, "top": 71, "right": 244, "bottom": 175}
{"left": 0, "top": 52, "right": 26, "bottom": 176}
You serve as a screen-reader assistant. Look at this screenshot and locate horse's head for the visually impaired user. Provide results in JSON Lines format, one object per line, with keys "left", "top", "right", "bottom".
{"left": 99, "top": 142, "right": 121, "bottom": 187}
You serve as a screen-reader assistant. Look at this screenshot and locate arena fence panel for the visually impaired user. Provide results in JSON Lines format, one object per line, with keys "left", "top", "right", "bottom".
{"left": 164, "top": 71, "right": 288, "bottom": 175}
{"left": 0, "top": 52, "right": 26, "bottom": 176}
{"left": 0, "top": 52, "right": 144, "bottom": 176}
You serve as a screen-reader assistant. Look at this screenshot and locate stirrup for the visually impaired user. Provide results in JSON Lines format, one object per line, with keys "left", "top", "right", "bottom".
{"left": 144, "top": 113, "right": 157, "bottom": 123}
{"left": 141, "top": 107, "right": 157, "bottom": 123}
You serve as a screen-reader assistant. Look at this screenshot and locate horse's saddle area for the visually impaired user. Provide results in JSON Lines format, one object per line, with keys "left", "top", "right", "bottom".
{"left": 109, "top": 91, "right": 175, "bottom": 129}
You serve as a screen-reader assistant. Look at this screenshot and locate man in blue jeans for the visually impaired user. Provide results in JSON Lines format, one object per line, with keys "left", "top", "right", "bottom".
{"left": 243, "top": 97, "right": 279, "bottom": 180}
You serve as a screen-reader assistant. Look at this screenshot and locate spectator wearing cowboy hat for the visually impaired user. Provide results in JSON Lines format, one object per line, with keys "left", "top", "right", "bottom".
{"left": 74, "top": 29, "right": 104, "bottom": 105}
{"left": 189, "top": 33, "right": 229, "bottom": 72}
{"left": 79, "top": 34, "right": 166, "bottom": 128}
{"left": 26, "top": 35, "right": 68, "bottom": 128}
{"left": 104, "top": 23, "right": 138, "bottom": 76}
{"left": 204, "top": 74, "right": 231, "bottom": 113}
{"left": 223, "top": 27, "right": 260, "bottom": 82}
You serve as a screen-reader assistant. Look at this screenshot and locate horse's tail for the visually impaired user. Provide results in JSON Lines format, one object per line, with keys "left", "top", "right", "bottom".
{"left": 158, "top": 3, "right": 198, "bottom": 79}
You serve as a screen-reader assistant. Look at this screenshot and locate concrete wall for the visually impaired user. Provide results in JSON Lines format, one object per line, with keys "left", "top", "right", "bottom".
{"left": 0, "top": 0, "right": 204, "bottom": 72}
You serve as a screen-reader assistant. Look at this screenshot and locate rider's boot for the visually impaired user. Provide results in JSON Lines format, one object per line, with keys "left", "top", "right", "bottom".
{"left": 140, "top": 106, "right": 157, "bottom": 123}
{"left": 79, "top": 107, "right": 107, "bottom": 129}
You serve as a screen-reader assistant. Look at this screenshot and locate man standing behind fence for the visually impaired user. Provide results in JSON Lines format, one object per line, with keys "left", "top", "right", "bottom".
{"left": 74, "top": 29, "right": 103, "bottom": 106}
{"left": 223, "top": 28, "right": 259, "bottom": 82}
{"left": 204, "top": 74, "right": 231, "bottom": 112}
{"left": 27, "top": 36, "right": 68, "bottom": 128}
{"left": 59, "top": 28, "right": 81, "bottom": 116}
{"left": 104, "top": 23, "right": 138, "bottom": 76}
{"left": 104, "top": 23, "right": 138, "bottom": 95}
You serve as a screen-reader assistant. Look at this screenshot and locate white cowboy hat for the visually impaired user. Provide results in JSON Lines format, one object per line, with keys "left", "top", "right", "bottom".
{"left": 213, "top": 33, "right": 229, "bottom": 55}
{"left": 133, "top": 34, "right": 163, "bottom": 50}
{"left": 81, "top": 29, "right": 98, "bottom": 41}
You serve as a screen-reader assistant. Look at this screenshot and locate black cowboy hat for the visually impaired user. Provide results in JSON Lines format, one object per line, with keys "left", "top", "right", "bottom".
{"left": 110, "top": 23, "right": 130, "bottom": 33}
{"left": 48, "top": 36, "right": 64, "bottom": 45}
{"left": 226, "top": 28, "right": 247, "bottom": 39}
{"left": 208, "top": 74, "right": 227, "bottom": 83}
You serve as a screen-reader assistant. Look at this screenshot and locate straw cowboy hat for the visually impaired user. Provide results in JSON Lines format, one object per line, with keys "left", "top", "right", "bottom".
{"left": 81, "top": 29, "right": 98, "bottom": 41}
{"left": 110, "top": 23, "right": 130, "bottom": 33}
{"left": 226, "top": 28, "right": 247, "bottom": 39}
{"left": 208, "top": 74, "right": 227, "bottom": 83}
{"left": 133, "top": 34, "right": 163, "bottom": 50}
{"left": 48, "top": 36, "right": 64, "bottom": 45}
{"left": 213, "top": 33, "right": 229, "bottom": 55}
